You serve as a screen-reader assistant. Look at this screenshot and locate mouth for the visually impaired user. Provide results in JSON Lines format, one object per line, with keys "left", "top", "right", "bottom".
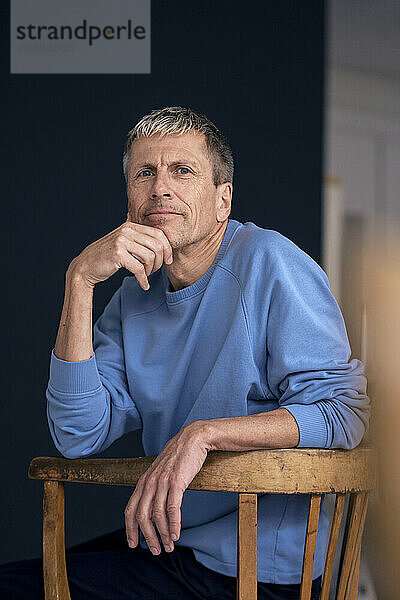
{"left": 146, "top": 211, "right": 182, "bottom": 216}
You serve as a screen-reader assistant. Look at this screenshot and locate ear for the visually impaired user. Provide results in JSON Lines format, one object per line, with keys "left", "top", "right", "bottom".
{"left": 216, "top": 182, "right": 233, "bottom": 222}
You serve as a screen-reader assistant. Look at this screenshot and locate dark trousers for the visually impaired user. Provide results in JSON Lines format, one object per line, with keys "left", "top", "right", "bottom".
{"left": 0, "top": 527, "right": 322, "bottom": 599}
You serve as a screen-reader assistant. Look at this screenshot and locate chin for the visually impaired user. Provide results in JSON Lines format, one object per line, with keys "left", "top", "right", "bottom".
{"left": 152, "top": 223, "right": 188, "bottom": 249}
{"left": 148, "top": 224, "right": 180, "bottom": 248}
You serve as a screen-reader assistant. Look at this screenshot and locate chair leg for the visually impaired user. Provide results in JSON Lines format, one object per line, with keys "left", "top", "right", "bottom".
{"left": 236, "top": 493, "right": 258, "bottom": 600}
{"left": 320, "top": 493, "right": 346, "bottom": 600}
{"left": 300, "top": 494, "right": 322, "bottom": 600}
{"left": 344, "top": 492, "right": 368, "bottom": 600}
{"left": 43, "top": 480, "right": 71, "bottom": 600}
{"left": 336, "top": 491, "right": 368, "bottom": 600}
{"left": 346, "top": 544, "right": 361, "bottom": 600}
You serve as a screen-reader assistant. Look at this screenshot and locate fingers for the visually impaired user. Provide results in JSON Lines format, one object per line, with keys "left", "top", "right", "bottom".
{"left": 125, "top": 483, "right": 160, "bottom": 552}
{"left": 136, "top": 511, "right": 161, "bottom": 555}
{"left": 118, "top": 224, "right": 173, "bottom": 291}
{"left": 151, "top": 477, "right": 175, "bottom": 553}
{"left": 121, "top": 223, "right": 173, "bottom": 266}
{"left": 124, "top": 475, "right": 162, "bottom": 555}
{"left": 167, "top": 485, "right": 183, "bottom": 542}
{"left": 124, "top": 239, "right": 164, "bottom": 277}
{"left": 120, "top": 251, "right": 150, "bottom": 291}
{"left": 125, "top": 475, "right": 182, "bottom": 555}
{"left": 130, "top": 478, "right": 164, "bottom": 555}
{"left": 124, "top": 480, "right": 143, "bottom": 548}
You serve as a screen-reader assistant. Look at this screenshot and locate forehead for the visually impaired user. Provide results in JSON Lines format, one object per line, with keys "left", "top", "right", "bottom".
{"left": 129, "top": 131, "right": 210, "bottom": 168}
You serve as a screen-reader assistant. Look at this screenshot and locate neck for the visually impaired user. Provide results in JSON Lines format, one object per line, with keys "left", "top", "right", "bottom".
{"left": 164, "top": 220, "right": 228, "bottom": 291}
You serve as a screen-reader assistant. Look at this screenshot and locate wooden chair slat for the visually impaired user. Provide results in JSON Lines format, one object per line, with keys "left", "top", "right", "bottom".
{"left": 344, "top": 492, "right": 369, "bottom": 600}
{"left": 346, "top": 543, "right": 361, "bottom": 600}
{"left": 300, "top": 494, "right": 322, "bottom": 600}
{"left": 236, "top": 493, "right": 258, "bottom": 600}
{"left": 320, "top": 493, "right": 346, "bottom": 600}
{"left": 43, "top": 481, "right": 71, "bottom": 600}
{"left": 336, "top": 491, "right": 368, "bottom": 600}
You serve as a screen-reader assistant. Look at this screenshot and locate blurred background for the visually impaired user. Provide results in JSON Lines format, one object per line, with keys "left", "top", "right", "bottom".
{"left": 1, "top": 1, "right": 400, "bottom": 598}
{"left": 323, "top": 2, "right": 399, "bottom": 598}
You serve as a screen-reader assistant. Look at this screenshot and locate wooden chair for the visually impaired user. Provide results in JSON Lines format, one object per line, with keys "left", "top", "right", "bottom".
{"left": 28, "top": 446, "right": 375, "bottom": 600}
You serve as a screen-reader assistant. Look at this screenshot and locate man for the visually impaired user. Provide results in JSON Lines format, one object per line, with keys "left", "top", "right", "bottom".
{"left": 0, "top": 106, "right": 369, "bottom": 599}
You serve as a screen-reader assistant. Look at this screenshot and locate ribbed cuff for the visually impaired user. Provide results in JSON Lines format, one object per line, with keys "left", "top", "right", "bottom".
{"left": 48, "top": 348, "right": 102, "bottom": 394}
{"left": 283, "top": 403, "right": 328, "bottom": 448}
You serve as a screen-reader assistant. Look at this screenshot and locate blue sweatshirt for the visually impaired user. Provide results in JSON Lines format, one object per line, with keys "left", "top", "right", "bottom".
{"left": 46, "top": 218, "right": 370, "bottom": 584}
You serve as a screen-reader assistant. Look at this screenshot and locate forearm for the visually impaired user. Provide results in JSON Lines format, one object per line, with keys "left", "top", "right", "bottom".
{"left": 198, "top": 408, "right": 300, "bottom": 452}
{"left": 54, "top": 262, "right": 95, "bottom": 362}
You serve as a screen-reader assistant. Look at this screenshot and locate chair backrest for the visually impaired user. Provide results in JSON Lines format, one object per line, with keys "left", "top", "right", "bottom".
{"left": 29, "top": 447, "right": 376, "bottom": 600}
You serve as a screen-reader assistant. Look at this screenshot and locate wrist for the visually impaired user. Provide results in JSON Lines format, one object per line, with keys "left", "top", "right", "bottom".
{"left": 185, "top": 420, "right": 213, "bottom": 452}
{"left": 185, "top": 419, "right": 217, "bottom": 452}
{"left": 66, "top": 261, "right": 94, "bottom": 293}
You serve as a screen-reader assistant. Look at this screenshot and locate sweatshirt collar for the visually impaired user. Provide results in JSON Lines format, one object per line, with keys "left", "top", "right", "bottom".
{"left": 161, "top": 218, "right": 241, "bottom": 304}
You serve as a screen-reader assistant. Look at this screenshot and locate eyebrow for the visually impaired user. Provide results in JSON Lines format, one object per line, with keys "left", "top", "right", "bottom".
{"left": 133, "top": 158, "right": 201, "bottom": 171}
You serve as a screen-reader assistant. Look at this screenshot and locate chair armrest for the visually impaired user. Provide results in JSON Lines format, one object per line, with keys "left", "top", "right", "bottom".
{"left": 29, "top": 448, "right": 376, "bottom": 494}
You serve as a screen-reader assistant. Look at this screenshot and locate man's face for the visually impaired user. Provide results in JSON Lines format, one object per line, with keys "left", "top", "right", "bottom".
{"left": 126, "top": 131, "right": 231, "bottom": 249}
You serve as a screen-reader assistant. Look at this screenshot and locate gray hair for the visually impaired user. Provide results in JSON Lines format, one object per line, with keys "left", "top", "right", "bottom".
{"left": 122, "top": 106, "right": 234, "bottom": 187}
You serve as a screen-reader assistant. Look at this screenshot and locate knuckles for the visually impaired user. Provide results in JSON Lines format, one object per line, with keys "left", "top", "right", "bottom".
{"left": 151, "top": 507, "right": 166, "bottom": 520}
{"left": 145, "top": 472, "right": 159, "bottom": 486}
{"left": 135, "top": 263, "right": 146, "bottom": 273}
{"left": 113, "top": 245, "right": 125, "bottom": 261}
{"left": 117, "top": 223, "right": 171, "bottom": 256}
{"left": 123, "top": 465, "right": 184, "bottom": 541}
{"left": 135, "top": 511, "right": 148, "bottom": 523}
{"left": 119, "top": 224, "right": 133, "bottom": 235}
{"left": 152, "top": 240, "right": 163, "bottom": 253}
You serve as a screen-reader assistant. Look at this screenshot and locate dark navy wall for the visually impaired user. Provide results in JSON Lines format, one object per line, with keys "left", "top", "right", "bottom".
{"left": 0, "top": 0, "right": 325, "bottom": 563}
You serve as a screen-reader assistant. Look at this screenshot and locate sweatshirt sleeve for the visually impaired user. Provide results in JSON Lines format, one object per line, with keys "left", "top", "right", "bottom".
{"left": 46, "top": 282, "right": 142, "bottom": 459}
{"left": 265, "top": 236, "right": 370, "bottom": 449}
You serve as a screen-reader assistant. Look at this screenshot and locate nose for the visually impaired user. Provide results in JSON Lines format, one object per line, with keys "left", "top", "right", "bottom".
{"left": 150, "top": 170, "right": 171, "bottom": 198}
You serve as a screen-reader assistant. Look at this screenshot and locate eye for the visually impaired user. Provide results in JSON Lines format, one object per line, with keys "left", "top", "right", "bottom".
{"left": 177, "top": 167, "right": 191, "bottom": 175}
{"left": 138, "top": 169, "right": 153, "bottom": 177}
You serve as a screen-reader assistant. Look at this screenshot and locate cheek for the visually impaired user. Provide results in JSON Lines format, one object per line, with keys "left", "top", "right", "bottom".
{"left": 127, "top": 189, "right": 146, "bottom": 211}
